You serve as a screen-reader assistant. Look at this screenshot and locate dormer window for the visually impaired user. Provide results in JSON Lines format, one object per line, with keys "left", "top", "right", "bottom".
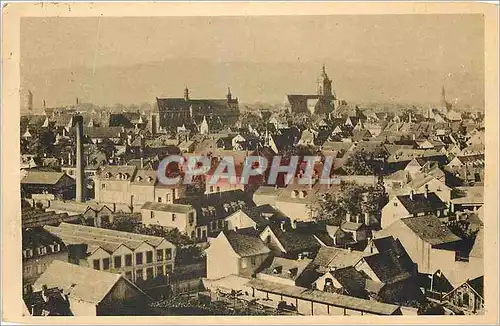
{"left": 37, "top": 246, "right": 47, "bottom": 256}
{"left": 123, "top": 173, "right": 130, "bottom": 180}
{"left": 147, "top": 176, "right": 153, "bottom": 183}
{"left": 136, "top": 176, "right": 143, "bottom": 182}
{"left": 300, "top": 191, "right": 307, "bottom": 198}
{"left": 50, "top": 243, "right": 60, "bottom": 253}
{"left": 23, "top": 249, "right": 33, "bottom": 259}
{"left": 116, "top": 173, "right": 122, "bottom": 180}
{"left": 272, "top": 266, "right": 283, "bottom": 274}
{"left": 291, "top": 190, "right": 299, "bottom": 198}
{"left": 105, "top": 172, "right": 112, "bottom": 178}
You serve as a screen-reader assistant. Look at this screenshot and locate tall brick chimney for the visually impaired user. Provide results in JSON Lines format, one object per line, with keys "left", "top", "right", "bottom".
{"left": 73, "top": 115, "right": 85, "bottom": 202}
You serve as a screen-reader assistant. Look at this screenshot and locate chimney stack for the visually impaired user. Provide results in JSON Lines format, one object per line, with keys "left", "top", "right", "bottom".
{"left": 73, "top": 115, "right": 85, "bottom": 202}
{"left": 409, "top": 190, "right": 414, "bottom": 200}
{"left": 364, "top": 212, "right": 370, "bottom": 226}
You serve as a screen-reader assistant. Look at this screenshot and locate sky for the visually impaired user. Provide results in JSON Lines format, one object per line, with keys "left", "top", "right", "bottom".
{"left": 21, "top": 15, "right": 484, "bottom": 108}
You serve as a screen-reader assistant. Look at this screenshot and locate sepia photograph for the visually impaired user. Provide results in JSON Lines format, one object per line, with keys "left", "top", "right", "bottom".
{"left": 2, "top": 1, "right": 499, "bottom": 323}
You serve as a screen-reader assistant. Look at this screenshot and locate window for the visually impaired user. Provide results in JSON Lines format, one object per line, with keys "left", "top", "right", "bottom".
{"left": 146, "top": 251, "right": 153, "bottom": 264}
{"left": 166, "top": 264, "right": 173, "bottom": 274}
{"left": 217, "top": 220, "right": 223, "bottom": 228}
{"left": 52, "top": 244, "right": 60, "bottom": 252}
{"left": 93, "top": 259, "right": 100, "bottom": 270}
{"left": 157, "top": 197, "right": 162, "bottom": 203}
{"left": 157, "top": 249, "right": 164, "bottom": 261}
{"left": 209, "top": 186, "right": 214, "bottom": 192}
{"left": 23, "top": 249, "right": 33, "bottom": 259}
{"left": 37, "top": 263, "right": 46, "bottom": 274}
{"left": 172, "top": 213, "right": 176, "bottom": 221}
{"left": 136, "top": 252, "right": 143, "bottom": 265}
{"left": 156, "top": 265, "right": 164, "bottom": 276}
{"left": 166, "top": 194, "right": 171, "bottom": 202}
{"left": 251, "top": 256, "right": 256, "bottom": 266}
{"left": 165, "top": 248, "right": 172, "bottom": 260}
{"left": 125, "top": 271, "right": 132, "bottom": 280}
{"left": 211, "top": 220, "right": 216, "bottom": 230}
{"left": 102, "top": 183, "right": 106, "bottom": 189}
{"left": 146, "top": 267, "right": 154, "bottom": 280}
{"left": 150, "top": 211, "right": 155, "bottom": 219}
{"left": 216, "top": 186, "right": 220, "bottom": 192}
{"left": 394, "top": 202, "right": 398, "bottom": 207}
{"left": 102, "top": 258, "right": 110, "bottom": 270}
{"left": 188, "top": 213, "right": 194, "bottom": 225}
{"left": 114, "top": 256, "right": 122, "bottom": 268}
{"left": 37, "top": 247, "right": 47, "bottom": 256}
{"left": 172, "top": 189, "right": 176, "bottom": 199}
{"left": 125, "top": 254, "right": 132, "bottom": 266}
{"left": 24, "top": 264, "right": 32, "bottom": 274}
{"left": 136, "top": 269, "right": 143, "bottom": 280}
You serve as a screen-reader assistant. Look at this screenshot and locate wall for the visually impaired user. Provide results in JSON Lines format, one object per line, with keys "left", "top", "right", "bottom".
{"left": 67, "top": 298, "right": 97, "bottom": 316}
{"left": 205, "top": 236, "right": 240, "bottom": 279}
{"left": 95, "top": 179, "right": 131, "bottom": 205}
{"left": 238, "top": 253, "right": 270, "bottom": 278}
{"left": 142, "top": 209, "right": 192, "bottom": 234}
{"left": 225, "top": 211, "right": 257, "bottom": 231}
{"left": 130, "top": 184, "right": 155, "bottom": 206}
{"left": 257, "top": 273, "right": 296, "bottom": 287}
{"left": 276, "top": 200, "right": 313, "bottom": 223}
{"left": 381, "top": 198, "right": 410, "bottom": 229}
{"left": 23, "top": 251, "right": 69, "bottom": 287}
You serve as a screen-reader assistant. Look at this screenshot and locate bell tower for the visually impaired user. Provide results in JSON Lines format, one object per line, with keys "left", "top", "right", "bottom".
{"left": 317, "top": 64, "right": 333, "bottom": 97}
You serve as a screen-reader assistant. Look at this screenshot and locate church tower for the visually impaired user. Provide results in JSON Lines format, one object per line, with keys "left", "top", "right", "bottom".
{"left": 317, "top": 64, "right": 333, "bottom": 97}
{"left": 184, "top": 86, "right": 189, "bottom": 101}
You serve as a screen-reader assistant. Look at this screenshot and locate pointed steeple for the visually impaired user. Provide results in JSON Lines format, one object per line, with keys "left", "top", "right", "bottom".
{"left": 226, "top": 87, "right": 232, "bottom": 102}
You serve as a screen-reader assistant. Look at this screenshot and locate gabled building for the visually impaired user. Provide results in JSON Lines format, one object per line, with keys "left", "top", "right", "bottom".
{"left": 205, "top": 231, "right": 271, "bottom": 279}
{"left": 22, "top": 228, "right": 68, "bottom": 293}
{"left": 28, "top": 261, "right": 151, "bottom": 316}
{"left": 443, "top": 276, "right": 484, "bottom": 314}
{"left": 44, "top": 222, "right": 176, "bottom": 285}
{"left": 259, "top": 224, "right": 321, "bottom": 259}
{"left": 377, "top": 214, "right": 481, "bottom": 286}
{"left": 381, "top": 190, "right": 447, "bottom": 229}
{"left": 21, "top": 171, "right": 76, "bottom": 200}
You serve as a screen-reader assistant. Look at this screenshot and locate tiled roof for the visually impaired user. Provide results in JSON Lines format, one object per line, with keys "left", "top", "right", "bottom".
{"left": 396, "top": 192, "right": 446, "bottom": 214}
{"left": 22, "top": 208, "right": 82, "bottom": 229}
{"left": 341, "top": 221, "right": 364, "bottom": 231}
{"left": 467, "top": 275, "right": 484, "bottom": 297}
{"left": 267, "top": 225, "right": 321, "bottom": 253}
{"left": 331, "top": 267, "right": 369, "bottom": 299}
{"left": 224, "top": 230, "right": 270, "bottom": 257}
{"left": 22, "top": 227, "right": 66, "bottom": 255}
{"left": 246, "top": 278, "right": 401, "bottom": 315}
{"left": 44, "top": 222, "right": 173, "bottom": 254}
{"left": 33, "top": 261, "right": 141, "bottom": 304}
{"left": 175, "top": 190, "right": 255, "bottom": 225}
{"left": 260, "top": 257, "right": 313, "bottom": 281}
{"left": 401, "top": 215, "right": 461, "bottom": 246}
{"left": 21, "top": 171, "right": 68, "bottom": 185}
{"left": 141, "top": 202, "right": 193, "bottom": 214}
{"left": 362, "top": 250, "right": 412, "bottom": 284}
{"left": 313, "top": 246, "right": 368, "bottom": 271}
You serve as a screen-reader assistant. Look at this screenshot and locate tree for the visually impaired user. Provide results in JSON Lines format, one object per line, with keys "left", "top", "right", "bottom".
{"left": 344, "top": 151, "right": 375, "bottom": 175}
{"left": 313, "top": 182, "right": 388, "bottom": 225}
{"left": 313, "top": 193, "right": 346, "bottom": 225}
